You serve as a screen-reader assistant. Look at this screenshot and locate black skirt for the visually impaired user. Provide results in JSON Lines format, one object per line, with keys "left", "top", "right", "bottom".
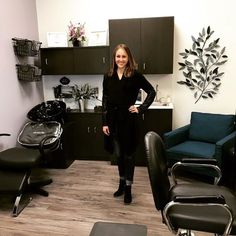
{"left": 104, "top": 107, "right": 139, "bottom": 155}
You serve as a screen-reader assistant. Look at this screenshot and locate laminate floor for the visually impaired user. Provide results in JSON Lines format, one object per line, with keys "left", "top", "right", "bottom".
{"left": 0, "top": 160, "right": 212, "bottom": 236}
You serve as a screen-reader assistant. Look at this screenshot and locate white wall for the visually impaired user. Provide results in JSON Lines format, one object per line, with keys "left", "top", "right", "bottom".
{"left": 0, "top": 0, "right": 43, "bottom": 150}
{"left": 36, "top": 0, "right": 236, "bottom": 128}
{"left": 171, "top": 0, "right": 236, "bottom": 127}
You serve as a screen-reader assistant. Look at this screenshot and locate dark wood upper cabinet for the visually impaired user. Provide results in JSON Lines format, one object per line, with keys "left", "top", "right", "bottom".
{"left": 109, "top": 17, "right": 174, "bottom": 74}
{"left": 74, "top": 46, "right": 109, "bottom": 74}
{"left": 41, "top": 17, "right": 174, "bottom": 75}
{"left": 109, "top": 19, "right": 141, "bottom": 67}
{"left": 41, "top": 48, "right": 74, "bottom": 75}
{"left": 41, "top": 46, "right": 109, "bottom": 75}
{"left": 141, "top": 17, "right": 174, "bottom": 74}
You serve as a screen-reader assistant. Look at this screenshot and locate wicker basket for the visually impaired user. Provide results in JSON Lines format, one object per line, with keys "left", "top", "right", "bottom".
{"left": 12, "top": 38, "right": 41, "bottom": 57}
{"left": 16, "top": 64, "right": 41, "bottom": 82}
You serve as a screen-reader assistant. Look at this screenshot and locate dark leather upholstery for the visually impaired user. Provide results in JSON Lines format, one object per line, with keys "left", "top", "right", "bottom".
{"left": 145, "top": 131, "right": 236, "bottom": 235}
{"left": 0, "top": 140, "right": 52, "bottom": 216}
{"left": 144, "top": 131, "right": 170, "bottom": 210}
{"left": 0, "top": 148, "right": 41, "bottom": 169}
{"left": 0, "top": 170, "right": 28, "bottom": 192}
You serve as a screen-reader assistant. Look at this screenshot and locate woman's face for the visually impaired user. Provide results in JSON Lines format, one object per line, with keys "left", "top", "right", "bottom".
{"left": 115, "top": 48, "right": 128, "bottom": 70}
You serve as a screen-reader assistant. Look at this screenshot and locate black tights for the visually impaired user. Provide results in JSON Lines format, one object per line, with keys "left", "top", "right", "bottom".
{"left": 113, "top": 137, "right": 135, "bottom": 183}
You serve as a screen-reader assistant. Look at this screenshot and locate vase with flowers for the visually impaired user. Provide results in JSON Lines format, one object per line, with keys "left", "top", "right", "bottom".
{"left": 72, "top": 83, "right": 98, "bottom": 111}
{"left": 68, "top": 21, "right": 86, "bottom": 47}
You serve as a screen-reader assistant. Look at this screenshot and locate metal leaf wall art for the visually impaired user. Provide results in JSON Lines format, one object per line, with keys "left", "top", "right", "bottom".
{"left": 177, "top": 26, "right": 228, "bottom": 103}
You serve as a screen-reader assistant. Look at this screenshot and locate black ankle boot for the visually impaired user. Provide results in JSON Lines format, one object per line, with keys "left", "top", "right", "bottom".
{"left": 124, "top": 185, "right": 132, "bottom": 204}
{"left": 113, "top": 179, "right": 125, "bottom": 197}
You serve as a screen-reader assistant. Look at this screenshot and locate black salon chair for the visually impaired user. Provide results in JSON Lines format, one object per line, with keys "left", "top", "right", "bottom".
{"left": 0, "top": 133, "right": 52, "bottom": 217}
{"left": 144, "top": 131, "right": 236, "bottom": 236}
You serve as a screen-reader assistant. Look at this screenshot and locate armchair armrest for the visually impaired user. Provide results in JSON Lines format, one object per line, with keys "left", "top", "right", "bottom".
{"left": 215, "top": 130, "right": 236, "bottom": 167}
{"left": 181, "top": 158, "right": 218, "bottom": 165}
{"left": 173, "top": 194, "right": 226, "bottom": 204}
{"left": 164, "top": 195, "right": 233, "bottom": 236}
{"left": 163, "top": 124, "right": 190, "bottom": 149}
{"left": 171, "top": 160, "right": 222, "bottom": 185}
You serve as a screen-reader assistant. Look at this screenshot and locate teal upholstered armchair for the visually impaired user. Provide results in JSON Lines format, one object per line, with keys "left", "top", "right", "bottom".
{"left": 163, "top": 112, "right": 235, "bottom": 177}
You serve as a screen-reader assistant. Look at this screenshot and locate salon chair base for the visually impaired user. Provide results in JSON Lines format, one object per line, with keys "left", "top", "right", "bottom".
{"left": 28, "top": 177, "right": 53, "bottom": 196}
{"left": 0, "top": 148, "right": 53, "bottom": 216}
{"left": 0, "top": 170, "right": 31, "bottom": 217}
{"left": 0, "top": 170, "right": 52, "bottom": 217}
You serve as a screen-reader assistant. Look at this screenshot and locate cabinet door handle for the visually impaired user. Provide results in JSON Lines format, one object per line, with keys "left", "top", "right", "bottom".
{"left": 88, "top": 127, "right": 90, "bottom": 133}
{"left": 94, "top": 127, "right": 97, "bottom": 133}
{"left": 45, "top": 58, "right": 48, "bottom": 65}
{"left": 143, "top": 63, "right": 146, "bottom": 70}
{"left": 102, "top": 57, "right": 106, "bottom": 64}
{"left": 142, "top": 114, "right": 145, "bottom": 120}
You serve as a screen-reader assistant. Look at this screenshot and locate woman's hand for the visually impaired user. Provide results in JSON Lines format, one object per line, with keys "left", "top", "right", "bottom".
{"left": 103, "top": 126, "right": 110, "bottom": 136}
{"left": 128, "top": 105, "right": 139, "bottom": 113}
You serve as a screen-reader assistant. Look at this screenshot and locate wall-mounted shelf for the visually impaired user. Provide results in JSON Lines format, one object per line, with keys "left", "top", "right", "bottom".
{"left": 16, "top": 64, "right": 41, "bottom": 82}
{"left": 12, "top": 38, "right": 41, "bottom": 57}
{"left": 12, "top": 38, "right": 42, "bottom": 82}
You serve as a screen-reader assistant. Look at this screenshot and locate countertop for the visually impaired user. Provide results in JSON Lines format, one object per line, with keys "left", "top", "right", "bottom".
{"left": 67, "top": 102, "right": 173, "bottom": 113}
{"left": 135, "top": 102, "right": 174, "bottom": 109}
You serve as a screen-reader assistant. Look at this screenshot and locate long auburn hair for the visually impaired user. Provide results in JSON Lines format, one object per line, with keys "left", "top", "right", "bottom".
{"left": 108, "top": 44, "right": 137, "bottom": 77}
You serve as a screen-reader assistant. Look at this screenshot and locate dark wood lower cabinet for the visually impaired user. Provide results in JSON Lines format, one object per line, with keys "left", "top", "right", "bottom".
{"left": 66, "top": 110, "right": 109, "bottom": 161}
{"left": 135, "top": 109, "right": 173, "bottom": 166}
{"left": 66, "top": 109, "right": 172, "bottom": 166}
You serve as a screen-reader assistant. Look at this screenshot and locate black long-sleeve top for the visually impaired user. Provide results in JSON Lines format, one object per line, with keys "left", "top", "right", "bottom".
{"left": 102, "top": 70, "right": 156, "bottom": 126}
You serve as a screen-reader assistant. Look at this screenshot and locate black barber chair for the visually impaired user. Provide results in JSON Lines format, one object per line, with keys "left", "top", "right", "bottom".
{"left": 0, "top": 101, "right": 65, "bottom": 217}
{"left": 0, "top": 134, "right": 52, "bottom": 217}
{"left": 145, "top": 131, "right": 236, "bottom": 236}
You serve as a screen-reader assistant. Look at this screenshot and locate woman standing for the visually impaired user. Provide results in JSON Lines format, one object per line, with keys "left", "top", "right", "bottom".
{"left": 102, "top": 44, "right": 155, "bottom": 204}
